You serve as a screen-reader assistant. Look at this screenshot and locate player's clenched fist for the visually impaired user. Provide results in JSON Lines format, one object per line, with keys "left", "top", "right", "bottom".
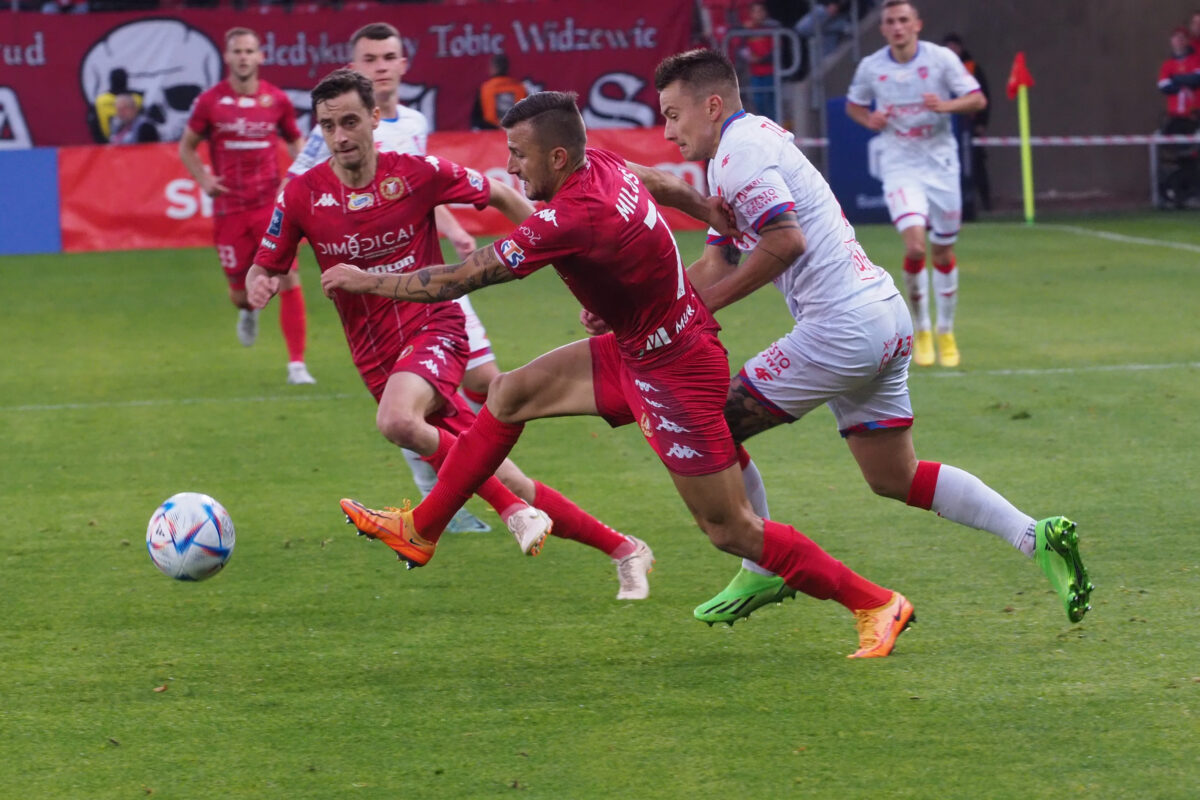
{"left": 321, "top": 262, "right": 373, "bottom": 297}
{"left": 247, "top": 273, "right": 281, "bottom": 309}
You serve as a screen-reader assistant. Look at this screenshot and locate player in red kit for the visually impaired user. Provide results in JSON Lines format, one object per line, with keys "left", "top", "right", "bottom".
{"left": 249, "top": 70, "right": 655, "bottom": 599}
{"left": 180, "top": 27, "right": 314, "bottom": 385}
{"left": 326, "top": 91, "right": 915, "bottom": 658}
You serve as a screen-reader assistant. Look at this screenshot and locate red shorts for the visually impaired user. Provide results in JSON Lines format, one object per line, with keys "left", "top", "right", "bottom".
{"left": 590, "top": 329, "right": 737, "bottom": 477}
{"left": 363, "top": 310, "right": 469, "bottom": 404}
{"left": 213, "top": 204, "right": 295, "bottom": 291}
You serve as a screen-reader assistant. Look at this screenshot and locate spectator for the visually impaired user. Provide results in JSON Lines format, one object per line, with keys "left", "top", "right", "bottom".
{"left": 1159, "top": 26, "right": 1200, "bottom": 134}
{"left": 741, "top": 1, "right": 781, "bottom": 119}
{"left": 470, "top": 53, "right": 528, "bottom": 130}
{"left": 942, "top": 32, "right": 991, "bottom": 214}
{"left": 1188, "top": 10, "right": 1200, "bottom": 54}
{"left": 91, "top": 68, "right": 139, "bottom": 143}
{"left": 794, "top": 1, "right": 853, "bottom": 69}
{"left": 108, "top": 93, "right": 160, "bottom": 144}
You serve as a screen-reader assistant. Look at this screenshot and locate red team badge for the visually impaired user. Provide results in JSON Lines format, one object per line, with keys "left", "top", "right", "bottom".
{"left": 918, "top": 66, "right": 929, "bottom": 80}
{"left": 380, "top": 177, "right": 405, "bottom": 201}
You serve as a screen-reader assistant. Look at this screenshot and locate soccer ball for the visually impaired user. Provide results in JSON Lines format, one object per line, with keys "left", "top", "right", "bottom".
{"left": 146, "top": 492, "right": 235, "bottom": 581}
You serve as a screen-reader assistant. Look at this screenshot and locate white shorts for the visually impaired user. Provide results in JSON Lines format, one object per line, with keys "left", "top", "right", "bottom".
{"left": 454, "top": 295, "right": 495, "bottom": 371}
{"left": 882, "top": 168, "right": 962, "bottom": 245}
{"left": 738, "top": 295, "right": 915, "bottom": 436}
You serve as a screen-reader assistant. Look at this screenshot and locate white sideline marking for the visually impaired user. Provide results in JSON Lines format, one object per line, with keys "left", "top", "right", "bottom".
{"left": 930, "top": 361, "right": 1200, "bottom": 379}
{"left": 1038, "top": 224, "right": 1200, "bottom": 254}
{"left": 3, "top": 392, "right": 359, "bottom": 413}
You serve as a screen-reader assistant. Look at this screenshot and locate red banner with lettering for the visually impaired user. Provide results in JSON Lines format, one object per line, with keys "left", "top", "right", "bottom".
{"left": 1, "top": 1, "right": 692, "bottom": 149}
{"left": 57, "top": 129, "right": 707, "bottom": 253}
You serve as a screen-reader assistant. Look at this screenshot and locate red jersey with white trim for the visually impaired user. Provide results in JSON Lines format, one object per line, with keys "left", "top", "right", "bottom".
{"left": 493, "top": 147, "right": 715, "bottom": 365}
{"left": 186, "top": 79, "right": 301, "bottom": 216}
{"left": 1158, "top": 52, "right": 1200, "bottom": 117}
{"left": 253, "top": 151, "right": 491, "bottom": 382}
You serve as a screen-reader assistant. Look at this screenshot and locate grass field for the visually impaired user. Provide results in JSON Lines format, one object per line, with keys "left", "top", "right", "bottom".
{"left": 2, "top": 213, "right": 1198, "bottom": 798}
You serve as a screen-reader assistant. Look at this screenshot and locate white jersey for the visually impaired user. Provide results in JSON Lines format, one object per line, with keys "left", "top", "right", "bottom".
{"left": 846, "top": 41, "right": 980, "bottom": 178}
{"left": 287, "top": 104, "right": 429, "bottom": 176}
{"left": 707, "top": 111, "right": 898, "bottom": 323}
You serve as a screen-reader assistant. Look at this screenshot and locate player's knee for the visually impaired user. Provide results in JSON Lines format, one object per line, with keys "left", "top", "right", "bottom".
{"left": 697, "top": 517, "right": 755, "bottom": 558}
{"left": 864, "top": 473, "right": 908, "bottom": 501}
{"left": 375, "top": 411, "right": 423, "bottom": 449}
{"left": 484, "top": 370, "right": 533, "bottom": 422}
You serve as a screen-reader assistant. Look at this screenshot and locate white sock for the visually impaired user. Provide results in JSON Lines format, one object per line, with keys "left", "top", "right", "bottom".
{"left": 401, "top": 447, "right": 438, "bottom": 496}
{"left": 739, "top": 457, "right": 778, "bottom": 575}
{"left": 931, "top": 266, "right": 958, "bottom": 334}
{"left": 931, "top": 464, "right": 1037, "bottom": 555}
{"left": 903, "top": 268, "right": 932, "bottom": 331}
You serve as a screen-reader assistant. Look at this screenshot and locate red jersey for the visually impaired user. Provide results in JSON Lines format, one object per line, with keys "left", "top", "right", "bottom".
{"left": 186, "top": 79, "right": 301, "bottom": 215}
{"left": 254, "top": 151, "right": 491, "bottom": 384}
{"left": 1158, "top": 52, "right": 1200, "bottom": 118}
{"left": 493, "top": 148, "right": 716, "bottom": 366}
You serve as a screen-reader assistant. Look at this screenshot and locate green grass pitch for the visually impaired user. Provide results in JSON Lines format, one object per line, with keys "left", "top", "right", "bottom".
{"left": 1, "top": 213, "right": 1198, "bottom": 798}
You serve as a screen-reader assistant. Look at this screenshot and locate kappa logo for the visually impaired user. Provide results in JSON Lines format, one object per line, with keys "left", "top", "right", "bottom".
{"left": 665, "top": 443, "right": 701, "bottom": 460}
{"left": 420, "top": 359, "right": 439, "bottom": 376}
{"left": 347, "top": 192, "right": 374, "bottom": 211}
{"left": 643, "top": 397, "right": 666, "bottom": 409}
{"left": 499, "top": 239, "right": 525, "bottom": 268}
{"left": 634, "top": 379, "right": 659, "bottom": 393}
{"left": 424, "top": 155, "right": 439, "bottom": 169}
{"left": 656, "top": 417, "right": 690, "bottom": 434}
{"left": 429, "top": 344, "right": 447, "bottom": 363}
{"left": 314, "top": 193, "right": 338, "bottom": 209}
{"left": 534, "top": 208, "right": 558, "bottom": 227}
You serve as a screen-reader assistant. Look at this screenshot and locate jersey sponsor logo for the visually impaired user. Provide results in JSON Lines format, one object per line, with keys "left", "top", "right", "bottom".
{"left": 499, "top": 239, "right": 525, "bottom": 268}
{"left": 466, "top": 168, "right": 484, "bottom": 191}
{"left": 238, "top": 96, "right": 257, "bottom": 108}
{"left": 259, "top": 238, "right": 277, "bottom": 250}
{"left": 267, "top": 208, "right": 284, "bottom": 236}
{"left": 215, "top": 118, "right": 278, "bottom": 138}
{"left": 347, "top": 192, "right": 374, "bottom": 211}
{"left": 641, "top": 326, "right": 671, "bottom": 354}
{"left": 639, "top": 412, "right": 654, "bottom": 439}
{"left": 314, "top": 192, "right": 338, "bottom": 208}
{"left": 743, "top": 188, "right": 781, "bottom": 218}
{"left": 656, "top": 416, "right": 690, "bottom": 434}
{"left": 534, "top": 208, "right": 558, "bottom": 227}
{"left": 665, "top": 443, "right": 701, "bottom": 460}
{"left": 379, "top": 177, "right": 406, "bottom": 201}
{"left": 878, "top": 74, "right": 888, "bottom": 82}
{"left": 219, "top": 96, "right": 236, "bottom": 105}
{"left": 753, "top": 366, "right": 775, "bottom": 382}
{"left": 364, "top": 255, "right": 416, "bottom": 274}
{"left": 315, "top": 225, "right": 414, "bottom": 260}
{"left": 517, "top": 226, "right": 541, "bottom": 244}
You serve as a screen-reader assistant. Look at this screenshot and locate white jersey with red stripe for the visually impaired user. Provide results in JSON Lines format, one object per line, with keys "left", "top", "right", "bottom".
{"left": 846, "top": 41, "right": 981, "bottom": 178}
{"left": 706, "top": 110, "right": 898, "bottom": 323}
{"left": 288, "top": 104, "right": 429, "bottom": 176}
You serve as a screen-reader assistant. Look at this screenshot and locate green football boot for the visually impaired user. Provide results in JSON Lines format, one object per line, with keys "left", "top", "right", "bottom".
{"left": 694, "top": 567, "right": 797, "bottom": 626}
{"left": 1033, "top": 516, "right": 1094, "bottom": 623}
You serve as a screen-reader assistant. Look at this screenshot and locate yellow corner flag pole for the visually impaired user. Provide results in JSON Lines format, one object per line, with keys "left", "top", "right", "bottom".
{"left": 1007, "top": 52, "right": 1036, "bottom": 224}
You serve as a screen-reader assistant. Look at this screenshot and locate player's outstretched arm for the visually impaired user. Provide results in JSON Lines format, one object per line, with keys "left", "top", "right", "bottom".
{"left": 698, "top": 212, "right": 805, "bottom": 312}
{"left": 624, "top": 161, "right": 737, "bottom": 236}
{"left": 321, "top": 244, "right": 516, "bottom": 303}
{"left": 846, "top": 101, "right": 888, "bottom": 132}
{"left": 179, "top": 128, "right": 228, "bottom": 197}
{"left": 487, "top": 178, "right": 536, "bottom": 224}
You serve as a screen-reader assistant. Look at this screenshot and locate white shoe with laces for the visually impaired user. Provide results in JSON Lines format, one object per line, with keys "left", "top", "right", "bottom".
{"left": 504, "top": 507, "right": 551, "bottom": 556}
{"left": 615, "top": 536, "right": 654, "bottom": 600}
{"left": 286, "top": 361, "right": 316, "bottom": 385}
{"left": 237, "top": 308, "right": 259, "bottom": 347}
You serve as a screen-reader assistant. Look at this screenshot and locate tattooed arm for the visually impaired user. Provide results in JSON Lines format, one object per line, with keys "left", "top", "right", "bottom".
{"left": 687, "top": 240, "right": 742, "bottom": 295}
{"left": 696, "top": 211, "right": 805, "bottom": 313}
{"left": 320, "top": 244, "right": 516, "bottom": 302}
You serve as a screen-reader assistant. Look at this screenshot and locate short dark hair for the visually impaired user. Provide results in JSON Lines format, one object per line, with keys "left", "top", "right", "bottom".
{"left": 653, "top": 49, "right": 738, "bottom": 94}
{"left": 500, "top": 91, "right": 586, "bottom": 157}
{"left": 351, "top": 22, "right": 401, "bottom": 49}
{"left": 883, "top": 0, "right": 919, "bottom": 15}
{"left": 311, "top": 68, "right": 375, "bottom": 114}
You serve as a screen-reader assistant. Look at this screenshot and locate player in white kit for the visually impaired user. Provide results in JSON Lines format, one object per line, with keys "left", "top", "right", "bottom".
{"left": 288, "top": 24, "right": 497, "bottom": 532}
{"left": 651, "top": 49, "right": 1092, "bottom": 628}
{"left": 845, "top": 0, "right": 986, "bottom": 368}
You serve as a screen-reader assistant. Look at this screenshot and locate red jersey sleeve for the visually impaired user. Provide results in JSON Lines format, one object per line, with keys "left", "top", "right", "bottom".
{"left": 418, "top": 154, "right": 491, "bottom": 210}
{"left": 186, "top": 91, "right": 211, "bottom": 137}
{"left": 253, "top": 181, "right": 304, "bottom": 273}
{"left": 491, "top": 203, "right": 590, "bottom": 279}
{"left": 275, "top": 88, "right": 302, "bottom": 143}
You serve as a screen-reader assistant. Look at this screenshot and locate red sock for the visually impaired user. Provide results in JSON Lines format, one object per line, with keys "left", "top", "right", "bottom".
{"left": 902, "top": 255, "right": 926, "bottom": 274}
{"left": 278, "top": 284, "right": 307, "bottom": 362}
{"left": 462, "top": 385, "right": 488, "bottom": 408}
{"left": 413, "top": 407, "right": 524, "bottom": 538}
{"left": 905, "top": 460, "right": 941, "bottom": 510}
{"left": 933, "top": 255, "right": 957, "bottom": 274}
{"left": 757, "top": 520, "right": 892, "bottom": 611}
{"left": 533, "top": 481, "right": 628, "bottom": 556}
{"left": 735, "top": 444, "right": 752, "bottom": 470}
{"left": 418, "top": 428, "right": 526, "bottom": 542}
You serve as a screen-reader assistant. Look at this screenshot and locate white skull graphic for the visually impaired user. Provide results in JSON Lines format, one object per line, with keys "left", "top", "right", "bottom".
{"left": 80, "top": 19, "right": 221, "bottom": 142}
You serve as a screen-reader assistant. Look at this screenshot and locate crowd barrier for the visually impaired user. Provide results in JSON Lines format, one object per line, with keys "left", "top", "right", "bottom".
{"left": 0, "top": 128, "right": 707, "bottom": 256}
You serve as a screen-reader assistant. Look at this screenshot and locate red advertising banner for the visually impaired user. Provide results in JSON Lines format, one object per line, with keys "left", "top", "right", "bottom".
{"left": 1, "top": 0, "right": 693, "bottom": 149}
{"left": 58, "top": 128, "right": 707, "bottom": 254}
